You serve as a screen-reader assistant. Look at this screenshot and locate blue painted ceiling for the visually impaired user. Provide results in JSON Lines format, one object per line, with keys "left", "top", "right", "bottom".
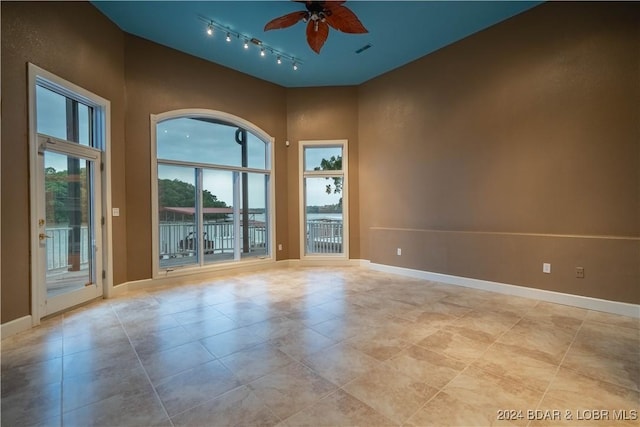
{"left": 92, "top": 1, "right": 541, "bottom": 88}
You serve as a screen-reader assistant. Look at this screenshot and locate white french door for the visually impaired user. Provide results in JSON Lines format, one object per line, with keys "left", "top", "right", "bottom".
{"left": 29, "top": 65, "right": 109, "bottom": 318}
{"left": 36, "top": 138, "right": 103, "bottom": 316}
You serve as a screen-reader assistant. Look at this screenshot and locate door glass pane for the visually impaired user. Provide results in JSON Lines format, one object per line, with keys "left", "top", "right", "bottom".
{"left": 240, "top": 173, "right": 269, "bottom": 259}
{"left": 158, "top": 164, "right": 198, "bottom": 268}
{"left": 44, "top": 152, "right": 94, "bottom": 297}
{"left": 36, "top": 85, "right": 93, "bottom": 146}
{"left": 202, "top": 169, "right": 234, "bottom": 264}
{"left": 304, "top": 146, "right": 342, "bottom": 172}
{"left": 304, "top": 177, "right": 343, "bottom": 255}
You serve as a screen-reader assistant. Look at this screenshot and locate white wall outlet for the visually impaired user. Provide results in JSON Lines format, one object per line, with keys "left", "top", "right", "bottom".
{"left": 278, "top": 244, "right": 283, "bottom": 251}
{"left": 543, "top": 263, "right": 551, "bottom": 274}
{"left": 397, "top": 248, "right": 402, "bottom": 256}
{"left": 112, "top": 208, "right": 120, "bottom": 217}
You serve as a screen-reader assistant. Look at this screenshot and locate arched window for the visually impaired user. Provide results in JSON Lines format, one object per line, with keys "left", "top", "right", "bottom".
{"left": 151, "top": 110, "right": 273, "bottom": 274}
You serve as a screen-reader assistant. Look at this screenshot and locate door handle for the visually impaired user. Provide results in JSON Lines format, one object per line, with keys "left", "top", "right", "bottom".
{"left": 39, "top": 233, "right": 52, "bottom": 241}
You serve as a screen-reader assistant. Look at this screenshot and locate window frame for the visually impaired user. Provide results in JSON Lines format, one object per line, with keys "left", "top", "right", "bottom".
{"left": 150, "top": 109, "right": 275, "bottom": 278}
{"left": 299, "top": 139, "right": 349, "bottom": 260}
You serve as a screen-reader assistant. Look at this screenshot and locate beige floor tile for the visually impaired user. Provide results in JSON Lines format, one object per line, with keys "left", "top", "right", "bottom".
{"left": 62, "top": 385, "right": 170, "bottom": 427}
{"left": 63, "top": 340, "right": 139, "bottom": 377}
{"left": 181, "top": 315, "right": 240, "bottom": 341}
{"left": 1, "top": 336, "right": 63, "bottom": 371}
{"left": 248, "top": 361, "right": 337, "bottom": 420}
{"left": 345, "top": 326, "right": 411, "bottom": 361}
{"left": 62, "top": 364, "right": 150, "bottom": 412}
{"left": 533, "top": 367, "right": 640, "bottom": 426}
{"left": 406, "top": 391, "right": 518, "bottom": 427}
{"left": 496, "top": 318, "right": 575, "bottom": 365}
{"left": 0, "top": 381, "right": 61, "bottom": 427}
{"left": 302, "top": 342, "right": 381, "bottom": 386}
{"left": 154, "top": 359, "right": 241, "bottom": 416}
{"left": 572, "top": 321, "right": 640, "bottom": 363}
{"left": 200, "top": 326, "right": 266, "bottom": 358}
{"left": 3, "top": 266, "right": 631, "bottom": 427}
{"left": 129, "top": 324, "right": 194, "bottom": 356}
{"left": 342, "top": 362, "right": 438, "bottom": 424}
{"left": 472, "top": 342, "right": 558, "bottom": 393}
{"left": 585, "top": 310, "right": 640, "bottom": 330}
{"left": 171, "top": 385, "right": 280, "bottom": 427}
{"left": 282, "top": 389, "right": 396, "bottom": 427}
{"left": 170, "top": 305, "right": 226, "bottom": 325}
{"left": 310, "top": 317, "right": 372, "bottom": 342}
{"left": 269, "top": 327, "right": 336, "bottom": 361}
{"left": 246, "top": 316, "right": 307, "bottom": 340}
{"left": 1, "top": 356, "right": 62, "bottom": 395}
{"left": 62, "top": 323, "right": 130, "bottom": 355}
{"left": 443, "top": 309, "right": 520, "bottom": 343}
{"left": 563, "top": 345, "right": 639, "bottom": 391}
{"left": 220, "top": 342, "right": 294, "bottom": 383}
{"left": 387, "top": 345, "right": 467, "bottom": 389}
{"left": 283, "top": 306, "right": 337, "bottom": 326}
{"left": 417, "top": 329, "right": 493, "bottom": 364}
{"left": 442, "top": 366, "right": 544, "bottom": 426}
{"left": 140, "top": 341, "right": 215, "bottom": 382}
{"left": 523, "top": 301, "right": 586, "bottom": 334}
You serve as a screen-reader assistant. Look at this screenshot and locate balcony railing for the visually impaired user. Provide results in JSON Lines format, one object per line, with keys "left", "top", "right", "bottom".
{"left": 45, "top": 219, "right": 344, "bottom": 273}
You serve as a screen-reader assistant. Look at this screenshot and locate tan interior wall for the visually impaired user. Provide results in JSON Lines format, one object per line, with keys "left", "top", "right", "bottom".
{"left": 285, "top": 87, "right": 360, "bottom": 259}
{"left": 1, "top": 2, "right": 127, "bottom": 323}
{"left": 359, "top": 2, "right": 640, "bottom": 304}
{"left": 124, "top": 36, "right": 288, "bottom": 281}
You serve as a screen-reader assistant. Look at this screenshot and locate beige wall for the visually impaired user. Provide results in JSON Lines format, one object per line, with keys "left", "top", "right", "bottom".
{"left": 359, "top": 2, "right": 640, "bottom": 304}
{"left": 285, "top": 87, "right": 360, "bottom": 259}
{"left": 123, "top": 36, "right": 288, "bottom": 280}
{"left": 1, "top": 2, "right": 127, "bottom": 323}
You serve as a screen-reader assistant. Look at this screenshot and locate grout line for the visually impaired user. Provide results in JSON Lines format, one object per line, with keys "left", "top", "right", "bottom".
{"left": 527, "top": 316, "right": 586, "bottom": 427}
{"left": 110, "top": 302, "right": 175, "bottom": 427}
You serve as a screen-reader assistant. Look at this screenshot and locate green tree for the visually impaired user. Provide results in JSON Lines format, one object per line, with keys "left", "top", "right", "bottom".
{"left": 158, "top": 178, "right": 228, "bottom": 221}
{"left": 314, "top": 155, "right": 343, "bottom": 204}
{"left": 45, "top": 167, "right": 88, "bottom": 224}
{"left": 158, "top": 178, "right": 227, "bottom": 208}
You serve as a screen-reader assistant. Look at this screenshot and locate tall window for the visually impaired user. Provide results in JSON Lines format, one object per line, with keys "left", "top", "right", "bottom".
{"left": 300, "top": 140, "right": 349, "bottom": 258}
{"left": 152, "top": 112, "right": 273, "bottom": 273}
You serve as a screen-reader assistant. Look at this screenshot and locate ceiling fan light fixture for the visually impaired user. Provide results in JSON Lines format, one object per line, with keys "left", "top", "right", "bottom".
{"left": 206, "top": 23, "right": 213, "bottom": 36}
{"left": 293, "top": 62, "right": 298, "bottom": 71}
{"left": 243, "top": 39, "right": 249, "bottom": 49}
{"left": 226, "top": 32, "right": 231, "bottom": 42}
{"left": 277, "top": 56, "right": 282, "bottom": 65}
{"left": 260, "top": 48, "right": 265, "bottom": 57}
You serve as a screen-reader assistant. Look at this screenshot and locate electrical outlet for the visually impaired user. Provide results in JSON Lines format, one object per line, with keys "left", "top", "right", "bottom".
{"left": 576, "top": 267, "right": 584, "bottom": 278}
{"left": 543, "top": 263, "right": 551, "bottom": 274}
{"left": 397, "top": 248, "right": 402, "bottom": 256}
{"left": 278, "top": 244, "right": 283, "bottom": 251}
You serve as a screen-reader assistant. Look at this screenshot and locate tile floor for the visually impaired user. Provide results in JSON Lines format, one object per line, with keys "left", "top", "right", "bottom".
{"left": 1, "top": 267, "right": 638, "bottom": 426}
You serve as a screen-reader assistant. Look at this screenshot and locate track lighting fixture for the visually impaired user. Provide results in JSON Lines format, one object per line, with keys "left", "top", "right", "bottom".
{"left": 200, "top": 15, "right": 301, "bottom": 71}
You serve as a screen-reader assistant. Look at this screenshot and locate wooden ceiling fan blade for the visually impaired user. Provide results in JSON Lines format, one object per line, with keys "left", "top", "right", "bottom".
{"left": 325, "top": 5, "right": 368, "bottom": 34}
{"left": 306, "top": 20, "right": 329, "bottom": 54}
{"left": 264, "top": 11, "right": 308, "bottom": 31}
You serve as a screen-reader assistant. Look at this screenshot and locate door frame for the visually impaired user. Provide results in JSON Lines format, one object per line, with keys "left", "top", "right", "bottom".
{"left": 28, "top": 63, "right": 114, "bottom": 324}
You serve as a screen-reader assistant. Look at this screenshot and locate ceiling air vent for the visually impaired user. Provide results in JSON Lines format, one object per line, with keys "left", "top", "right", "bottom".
{"left": 355, "top": 43, "right": 372, "bottom": 54}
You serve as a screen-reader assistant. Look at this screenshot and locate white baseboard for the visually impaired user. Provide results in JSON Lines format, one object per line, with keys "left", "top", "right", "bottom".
{"left": 288, "top": 258, "right": 363, "bottom": 267}
{"left": 1, "top": 315, "right": 33, "bottom": 340}
{"left": 368, "top": 262, "right": 640, "bottom": 319}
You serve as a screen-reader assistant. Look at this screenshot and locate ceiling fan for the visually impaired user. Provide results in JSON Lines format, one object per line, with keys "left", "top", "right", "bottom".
{"left": 264, "top": 1, "right": 368, "bottom": 54}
